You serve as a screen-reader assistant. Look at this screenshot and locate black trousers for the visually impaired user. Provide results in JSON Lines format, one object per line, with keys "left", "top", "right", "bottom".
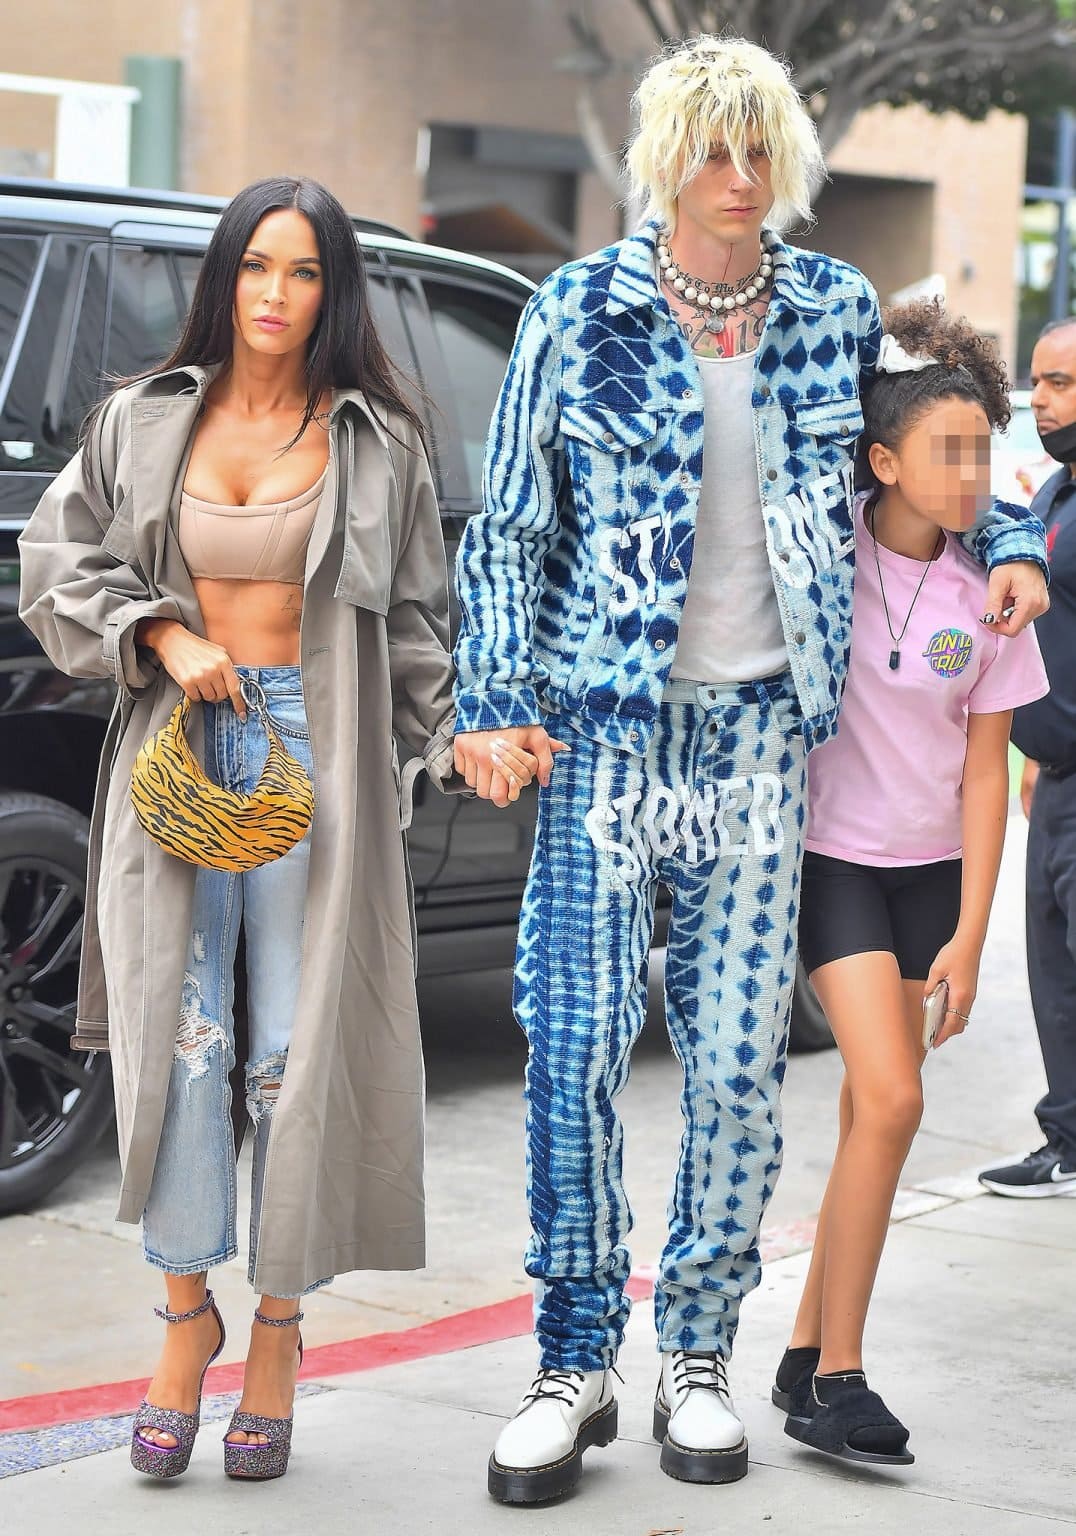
{"left": 1026, "top": 769, "right": 1076, "bottom": 1162}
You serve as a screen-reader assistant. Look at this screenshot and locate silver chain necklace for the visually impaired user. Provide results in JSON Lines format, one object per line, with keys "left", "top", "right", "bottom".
{"left": 657, "top": 235, "right": 774, "bottom": 330}
{"left": 869, "top": 503, "right": 944, "bottom": 671}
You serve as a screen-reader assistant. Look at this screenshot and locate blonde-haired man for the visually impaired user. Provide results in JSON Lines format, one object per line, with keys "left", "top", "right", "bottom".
{"left": 454, "top": 34, "right": 1047, "bottom": 1502}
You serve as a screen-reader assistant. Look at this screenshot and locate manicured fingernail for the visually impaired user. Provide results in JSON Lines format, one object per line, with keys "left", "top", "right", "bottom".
{"left": 1001, "top": 604, "right": 1016, "bottom": 619}
{"left": 980, "top": 613, "right": 995, "bottom": 625}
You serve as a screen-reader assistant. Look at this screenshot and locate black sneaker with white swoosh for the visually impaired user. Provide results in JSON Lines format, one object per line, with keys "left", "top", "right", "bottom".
{"left": 979, "top": 1144, "right": 1076, "bottom": 1197}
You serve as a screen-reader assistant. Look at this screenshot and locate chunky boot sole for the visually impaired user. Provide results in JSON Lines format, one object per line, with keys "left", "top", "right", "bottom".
{"left": 785, "top": 1413, "right": 915, "bottom": 1466}
{"left": 771, "top": 1385, "right": 793, "bottom": 1413}
{"left": 487, "top": 1398, "right": 618, "bottom": 1504}
{"left": 652, "top": 1401, "right": 749, "bottom": 1484}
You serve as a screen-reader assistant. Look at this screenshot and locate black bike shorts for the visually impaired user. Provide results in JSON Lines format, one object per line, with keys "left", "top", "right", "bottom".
{"left": 798, "top": 850, "right": 963, "bottom": 982}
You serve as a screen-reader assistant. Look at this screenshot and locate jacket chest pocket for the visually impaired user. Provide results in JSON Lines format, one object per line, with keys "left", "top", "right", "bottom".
{"left": 560, "top": 404, "right": 658, "bottom": 499}
{"left": 797, "top": 396, "right": 864, "bottom": 462}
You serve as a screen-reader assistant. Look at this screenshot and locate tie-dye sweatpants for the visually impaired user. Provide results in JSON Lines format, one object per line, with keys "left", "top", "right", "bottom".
{"left": 515, "top": 674, "right": 808, "bottom": 1371}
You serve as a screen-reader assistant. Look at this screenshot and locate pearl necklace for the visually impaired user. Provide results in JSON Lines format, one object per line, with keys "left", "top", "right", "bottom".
{"left": 656, "top": 235, "right": 773, "bottom": 325}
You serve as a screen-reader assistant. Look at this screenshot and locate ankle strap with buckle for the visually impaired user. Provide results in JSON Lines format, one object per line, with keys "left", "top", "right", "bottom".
{"left": 154, "top": 1289, "right": 216, "bottom": 1325}
{"left": 253, "top": 1308, "right": 304, "bottom": 1328}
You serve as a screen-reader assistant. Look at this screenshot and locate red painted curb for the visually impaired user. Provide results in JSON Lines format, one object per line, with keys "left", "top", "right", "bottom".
{"left": 0, "top": 1273, "right": 657, "bottom": 1437}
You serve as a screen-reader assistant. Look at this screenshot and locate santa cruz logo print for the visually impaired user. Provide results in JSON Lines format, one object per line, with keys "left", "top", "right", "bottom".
{"left": 923, "top": 628, "right": 973, "bottom": 679}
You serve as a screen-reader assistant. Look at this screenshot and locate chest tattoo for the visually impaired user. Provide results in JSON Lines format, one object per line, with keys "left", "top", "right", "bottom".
{"left": 667, "top": 294, "right": 770, "bottom": 360}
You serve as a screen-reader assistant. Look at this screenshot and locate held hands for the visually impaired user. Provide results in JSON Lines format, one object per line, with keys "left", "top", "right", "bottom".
{"left": 981, "top": 562, "right": 1049, "bottom": 638}
{"left": 136, "top": 619, "right": 248, "bottom": 720}
{"left": 923, "top": 934, "right": 982, "bottom": 1050}
{"left": 454, "top": 726, "right": 570, "bottom": 810}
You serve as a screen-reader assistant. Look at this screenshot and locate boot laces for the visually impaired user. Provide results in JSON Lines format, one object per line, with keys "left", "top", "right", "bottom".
{"left": 523, "top": 1368, "right": 588, "bottom": 1408}
{"left": 672, "top": 1351, "right": 730, "bottom": 1400}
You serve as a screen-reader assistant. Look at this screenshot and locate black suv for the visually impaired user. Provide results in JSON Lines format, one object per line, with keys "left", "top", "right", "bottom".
{"left": 0, "top": 180, "right": 830, "bottom": 1214}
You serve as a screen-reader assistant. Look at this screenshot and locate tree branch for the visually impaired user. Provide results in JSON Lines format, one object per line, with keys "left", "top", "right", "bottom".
{"left": 796, "top": 0, "right": 936, "bottom": 93}
{"left": 632, "top": 0, "right": 674, "bottom": 43}
{"left": 768, "top": 0, "right": 835, "bottom": 56}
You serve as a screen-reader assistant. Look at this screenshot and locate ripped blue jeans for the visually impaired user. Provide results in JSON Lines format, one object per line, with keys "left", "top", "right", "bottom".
{"left": 141, "top": 666, "right": 321, "bottom": 1295}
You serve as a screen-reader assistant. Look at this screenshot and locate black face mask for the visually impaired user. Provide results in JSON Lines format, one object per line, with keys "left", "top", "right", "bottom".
{"left": 1040, "top": 420, "right": 1076, "bottom": 465}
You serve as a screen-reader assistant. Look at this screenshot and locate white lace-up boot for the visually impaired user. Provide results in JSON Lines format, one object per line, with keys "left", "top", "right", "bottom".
{"left": 653, "top": 1350, "right": 748, "bottom": 1483}
{"left": 488, "top": 1366, "right": 618, "bottom": 1503}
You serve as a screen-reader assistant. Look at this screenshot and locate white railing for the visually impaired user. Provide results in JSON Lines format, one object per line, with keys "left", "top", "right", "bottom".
{"left": 0, "top": 73, "right": 140, "bottom": 187}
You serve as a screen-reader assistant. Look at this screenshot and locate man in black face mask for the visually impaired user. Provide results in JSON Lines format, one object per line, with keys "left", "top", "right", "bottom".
{"left": 981, "top": 315, "right": 1076, "bottom": 1197}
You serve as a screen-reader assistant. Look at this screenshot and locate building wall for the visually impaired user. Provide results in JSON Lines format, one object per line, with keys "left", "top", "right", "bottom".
{"left": 0, "top": 4, "right": 1027, "bottom": 364}
{"left": 0, "top": 0, "right": 183, "bottom": 173}
{"left": 827, "top": 104, "right": 1028, "bottom": 367}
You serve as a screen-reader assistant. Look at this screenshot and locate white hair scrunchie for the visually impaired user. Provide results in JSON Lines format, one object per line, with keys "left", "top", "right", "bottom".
{"left": 876, "top": 333, "right": 940, "bottom": 374}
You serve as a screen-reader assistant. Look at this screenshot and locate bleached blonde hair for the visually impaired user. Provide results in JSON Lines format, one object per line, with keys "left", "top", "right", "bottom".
{"left": 626, "top": 35, "right": 826, "bottom": 234}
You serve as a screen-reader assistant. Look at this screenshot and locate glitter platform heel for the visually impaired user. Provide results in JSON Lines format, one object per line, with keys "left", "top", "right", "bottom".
{"left": 130, "top": 1289, "right": 226, "bottom": 1478}
{"left": 223, "top": 1308, "right": 304, "bottom": 1481}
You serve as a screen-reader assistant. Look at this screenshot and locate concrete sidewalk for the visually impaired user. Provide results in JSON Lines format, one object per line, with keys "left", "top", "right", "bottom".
{"left": 6, "top": 817, "right": 1076, "bottom": 1531}
{"left": 6, "top": 1165, "right": 1075, "bottom": 1534}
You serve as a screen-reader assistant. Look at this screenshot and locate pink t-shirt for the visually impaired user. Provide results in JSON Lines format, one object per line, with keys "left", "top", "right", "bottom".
{"left": 807, "top": 493, "right": 1050, "bottom": 866}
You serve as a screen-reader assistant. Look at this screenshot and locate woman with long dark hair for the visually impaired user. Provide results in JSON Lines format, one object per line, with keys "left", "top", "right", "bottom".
{"left": 18, "top": 176, "right": 535, "bottom": 1482}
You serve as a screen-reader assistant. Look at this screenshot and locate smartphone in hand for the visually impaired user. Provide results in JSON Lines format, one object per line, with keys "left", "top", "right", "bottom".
{"left": 922, "top": 979, "right": 949, "bottom": 1050}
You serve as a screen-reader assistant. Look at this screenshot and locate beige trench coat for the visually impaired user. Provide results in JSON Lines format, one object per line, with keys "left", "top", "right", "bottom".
{"left": 18, "top": 364, "right": 462, "bottom": 1296}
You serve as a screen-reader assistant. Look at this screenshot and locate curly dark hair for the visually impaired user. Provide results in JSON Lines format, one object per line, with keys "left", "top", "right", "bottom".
{"left": 858, "top": 298, "right": 1012, "bottom": 489}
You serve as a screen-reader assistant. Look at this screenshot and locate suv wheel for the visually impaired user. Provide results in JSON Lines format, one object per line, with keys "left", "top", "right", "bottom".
{"left": 0, "top": 794, "right": 113, "bottom": 1215}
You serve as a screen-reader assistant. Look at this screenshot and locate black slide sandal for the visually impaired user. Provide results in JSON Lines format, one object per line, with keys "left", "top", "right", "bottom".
{"left": 771, "top": 1346, "right": 820, "bottom": 1414}
{"left": 785, "top": 1375, "right": 914, "bottom": 1466}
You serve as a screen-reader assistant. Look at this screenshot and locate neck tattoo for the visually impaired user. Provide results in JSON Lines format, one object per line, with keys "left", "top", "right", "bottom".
{"left": 657, "top": 234, "right": 774, "bottom": 358}
{"left": 657, "top": 235, "right": 773, "bottom": 323}
{"left": 869, "top": 503, "right": 944, "bottom": 671}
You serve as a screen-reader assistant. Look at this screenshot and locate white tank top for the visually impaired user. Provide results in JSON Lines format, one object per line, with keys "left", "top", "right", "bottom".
{"left": 670, "top": 351, "right": 788, "bottom": 684}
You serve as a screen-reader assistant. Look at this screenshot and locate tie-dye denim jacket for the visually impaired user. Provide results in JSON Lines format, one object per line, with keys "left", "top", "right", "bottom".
{"left": 454, "top": 220, "right": 1046, "bottom": 754}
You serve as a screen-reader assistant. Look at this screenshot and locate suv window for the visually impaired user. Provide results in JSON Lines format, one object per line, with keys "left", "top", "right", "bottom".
{"left": 175, "top": 252, "right": 203, "bottom": 309}
{"left": 107, "top": 246, "right": 187, "bottom": 377}
{"left": 0, "top": 240, "right": 203, "bottom": 477}
{"left": 0, "top": 235, "right": 42, "bottom": 383}
{"left": 0, "top": 236, "right": 107, "bottom": 474}
{"left": 420, "top": 279, "right": 521, "bottom": 504}
{"left": 63, "top": 246, "right": 108, "bottom": 452}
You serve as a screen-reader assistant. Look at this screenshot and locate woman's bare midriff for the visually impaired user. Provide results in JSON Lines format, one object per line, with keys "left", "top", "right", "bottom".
{"left": 194, "top": 576, "right": 304, "bottom": 666}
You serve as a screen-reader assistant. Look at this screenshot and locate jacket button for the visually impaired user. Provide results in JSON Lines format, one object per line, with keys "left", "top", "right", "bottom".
{"left": 603, "top": 430, "right": 615, "bottom": 443}
{"left": 654, "top": 638, "right": 666, "bottom": 650}
{"left": 779, "top": 551, "right": 791, "bottom": 563}
{"left": 682, "top": 389, "right": 694, "bottom": 400}
{"left": 767, "top": 469, "right": 778, "bottom": 481}
{"left": 794, "top": 631, "right": 807, "bottom": 645}
{"left": 670, "top": 556, "right": 682, "bottom": 571}
{"left": 629, "top": 730, "right": 640, "bottom": 742}
{"left": 759, "top": 384, "right": 771, "bottom": 399}
{"left": 680, "top": 471, "right": 692, "bottom": 485}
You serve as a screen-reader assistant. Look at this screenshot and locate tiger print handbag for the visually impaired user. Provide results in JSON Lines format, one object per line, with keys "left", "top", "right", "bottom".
{"left": 130, "top": 697, "right": 314, "bottom": 872}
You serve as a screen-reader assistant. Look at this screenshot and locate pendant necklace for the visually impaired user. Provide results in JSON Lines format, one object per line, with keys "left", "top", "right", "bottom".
{"left": 656, "top": 233, "right": 773, "bottom": 332}
{"left": 869, "top": 503, "right": 944, "bottom": 671}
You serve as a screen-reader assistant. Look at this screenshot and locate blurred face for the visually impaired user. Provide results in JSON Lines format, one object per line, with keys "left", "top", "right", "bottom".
{"left": 870, "top": 396, "right": 992, "bottom": 530}
{"left": 233, "top": 208, "right": 323, "bottom": 357}
{"left": 676, "top": 138, "right": 774, "bottom": 246}
{"left": 1030, "top": 327, "right": 1076, "bottom": 436}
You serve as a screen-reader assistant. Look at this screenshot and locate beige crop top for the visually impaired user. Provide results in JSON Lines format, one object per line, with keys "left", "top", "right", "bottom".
{"left": 177, "top": 470, "right": 325, "bottom": 584}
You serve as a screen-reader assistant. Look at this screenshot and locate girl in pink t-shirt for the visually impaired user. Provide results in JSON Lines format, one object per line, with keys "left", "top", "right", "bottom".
{"left": 773, "top": 302, "right": 1048, "bottom": 1466}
